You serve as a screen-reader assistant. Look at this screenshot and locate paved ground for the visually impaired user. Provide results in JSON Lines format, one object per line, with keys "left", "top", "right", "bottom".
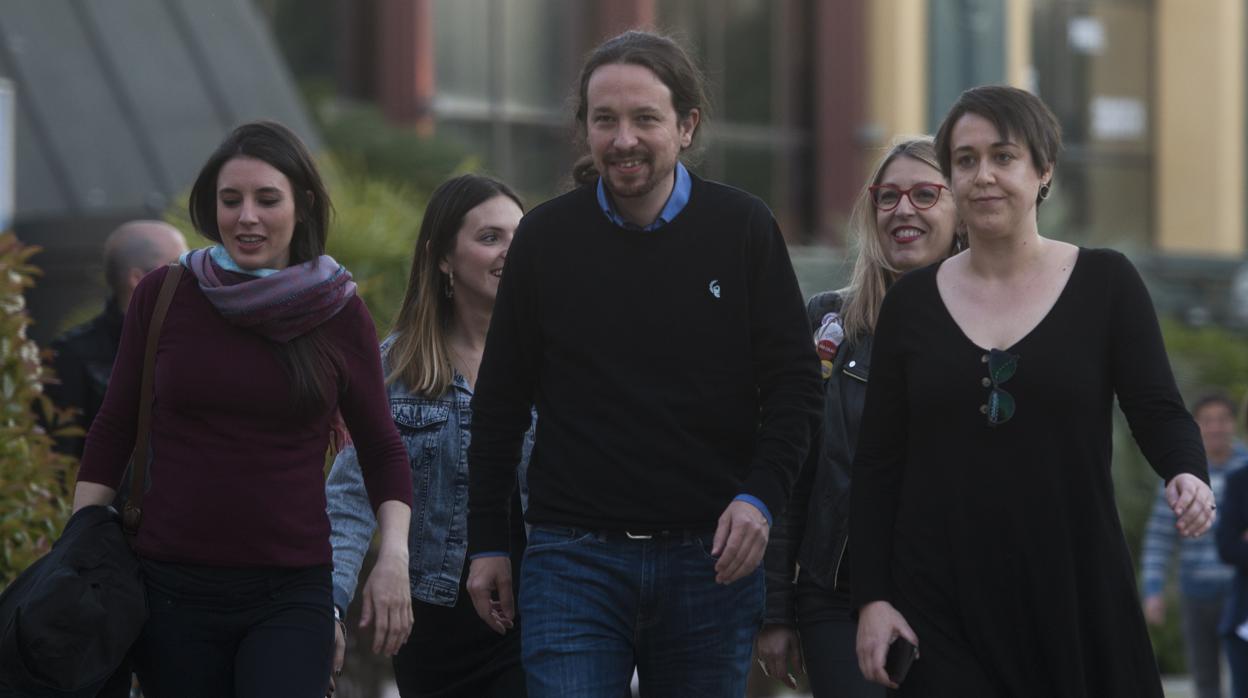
{"left": 377, "top": 674, "right": 1204, "bottom": 697}
{"left": 753, "top": 675, "right": 1203, "bottom": 698}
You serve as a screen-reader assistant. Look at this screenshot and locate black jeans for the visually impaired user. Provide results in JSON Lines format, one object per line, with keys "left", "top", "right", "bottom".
{"left": 132, "top": 559, "right": 334, "bottom": 698}
{"left": 392, "top": 555, "right": 525, "bottom": 697}
{"left": 795, "top": 572, "right": 884, "bottom": 698}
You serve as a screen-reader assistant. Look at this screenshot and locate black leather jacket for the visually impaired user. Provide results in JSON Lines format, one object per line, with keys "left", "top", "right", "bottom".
{"left": 764, "top": 292, "right": 872, "bottom": 625}
{"left": 47, "top": 301, "right": 124, "bottom": 457}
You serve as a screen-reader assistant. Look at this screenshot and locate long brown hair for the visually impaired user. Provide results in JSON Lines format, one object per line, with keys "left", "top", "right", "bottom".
{"left": 387, "top": 175, "right": 523, "bottom": 397}
{"left": 840, "top": 136, "right": 963, "bottom": 340}
{"left": 188, "top": 121, "right": 340, "bottom": 416}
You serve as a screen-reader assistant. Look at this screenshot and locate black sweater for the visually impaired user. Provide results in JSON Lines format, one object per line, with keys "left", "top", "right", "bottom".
{"left": 467, "top": 175, "right": 822, "bottom": 554}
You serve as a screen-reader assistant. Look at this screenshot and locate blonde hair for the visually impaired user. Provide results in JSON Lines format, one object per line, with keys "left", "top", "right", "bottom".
{"left": 386, "top": 175, "right": 522, "bottom": 397}
{"left": 839, "top": 136, "right": 961, "bottom": 340}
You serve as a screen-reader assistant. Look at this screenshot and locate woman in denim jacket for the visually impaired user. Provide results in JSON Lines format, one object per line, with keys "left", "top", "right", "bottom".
{"left": 757, "top": 137, "right": 962, "bottom": 696}
{"left": 326, "top": 175, "right": 532, "bottom": 697}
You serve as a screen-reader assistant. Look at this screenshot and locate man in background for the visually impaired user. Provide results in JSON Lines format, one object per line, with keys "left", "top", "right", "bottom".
{"left": 47, "top": 220, "right": 187, "bottom": 456}
{"left": 1143, "top": 391, "right": 1246, "bottom": 698}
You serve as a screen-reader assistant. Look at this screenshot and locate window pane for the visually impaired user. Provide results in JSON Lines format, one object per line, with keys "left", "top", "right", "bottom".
{"left": 434, "top": 0, "right": 491, "bottom": 101}
{"left": 1042, "top": 157, "right": 1151, "bottom": 249}
{"left": 501, "top": 0, "right": 575, "bottom": 112}
{"left": 927, "top": 0, "right": 1006, "bottom": 130}
{"left": 722, "top": 0, "right": 773, "bottom": 125}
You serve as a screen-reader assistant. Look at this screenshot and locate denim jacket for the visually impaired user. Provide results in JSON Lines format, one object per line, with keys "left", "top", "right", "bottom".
{"left": 326, "top": 337, "right": 533, "bottom": 611}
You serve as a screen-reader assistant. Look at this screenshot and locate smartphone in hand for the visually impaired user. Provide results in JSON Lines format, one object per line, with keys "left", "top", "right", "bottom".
{"left": 885, "top": 637, "right": 918, "bottom": 684}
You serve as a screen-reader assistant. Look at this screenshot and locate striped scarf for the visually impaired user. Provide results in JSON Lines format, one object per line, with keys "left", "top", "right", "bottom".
{"left": 180, "top": 246, "right": 357, "bottom": 342}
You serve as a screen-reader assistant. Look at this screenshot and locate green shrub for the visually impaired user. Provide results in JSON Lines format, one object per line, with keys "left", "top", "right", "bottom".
{"left": 316, "top": 101, "right": 479, "bottom": 194}
{"left": 0, "top": 233, "right": 79, "bottom": 587}
{"left": 320, "top": 162, "right": 426, "bottom": 333}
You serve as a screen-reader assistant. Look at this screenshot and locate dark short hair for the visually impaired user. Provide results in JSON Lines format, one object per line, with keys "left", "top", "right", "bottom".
{"left": 934, "top": 85, "right": 1062, "bottom": 199}
{"left": 571, "top": 31, "right": 708, "bottom": 185}
{"left": 188, "top": 121, "right": 330, "bottom": 265}
{"left": 1191, "top": 391, "right": 1238, "bottom": 419}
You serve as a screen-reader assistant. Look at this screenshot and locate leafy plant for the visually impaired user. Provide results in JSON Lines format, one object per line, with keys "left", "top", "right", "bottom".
{"left": 0, "top": 233, "right": 80, "bottom": 587}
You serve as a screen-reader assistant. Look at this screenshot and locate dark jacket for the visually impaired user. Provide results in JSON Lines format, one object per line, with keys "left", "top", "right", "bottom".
{"left": 764, "top": 291, "right": 873, "bottom": 625}
{"left": 47, "top": 301, "right": 124, "bottom": 457}
{"left": 1217, "top": 464, "right": 1248, "bottom": 636}
{"left": 0, "top": 506, "right": 146, "bottom": 697}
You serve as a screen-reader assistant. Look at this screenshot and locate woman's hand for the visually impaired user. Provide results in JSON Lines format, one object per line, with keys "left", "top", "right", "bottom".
{"left": 360, "top": 500, "right": 413, "bottom": 655}
{"left": 1168, "top": 473, "right": 1216, "bottom": 538}
{"left": 856, "top": 600, "right": 918, "bottom": 688}
{"left": 360, "top": 549, "right": 412, "bottom": 655}
{"left": 754, "top": 623, "right": 803, "bottom": 689}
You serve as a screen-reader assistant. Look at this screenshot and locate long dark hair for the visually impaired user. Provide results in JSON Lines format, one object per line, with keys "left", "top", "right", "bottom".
{"left": 189, "top": 121, "right": 341, "bottom": 416}
{"left": 388, "top": 174, "right": 523, "bottom": 397}
{"left": 570, "top": 30, "right": 709, "bottom": 186}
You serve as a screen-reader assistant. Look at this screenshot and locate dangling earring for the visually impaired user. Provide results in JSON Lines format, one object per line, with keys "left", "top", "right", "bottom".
{"left": 1039, "top": 182, "right": 1051, "bottom": 201}
{"left": 444, "top": 270, "right": 455, "bottom": 299}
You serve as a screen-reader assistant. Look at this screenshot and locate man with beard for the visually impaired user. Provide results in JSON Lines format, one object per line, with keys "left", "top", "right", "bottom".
{"left": 464, "top": 30, "right": 822, "bottom": 696}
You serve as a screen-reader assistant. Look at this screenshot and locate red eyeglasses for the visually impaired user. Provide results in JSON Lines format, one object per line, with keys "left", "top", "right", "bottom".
{"left": 868, "top": 183, "right": 949, "bottom": 211}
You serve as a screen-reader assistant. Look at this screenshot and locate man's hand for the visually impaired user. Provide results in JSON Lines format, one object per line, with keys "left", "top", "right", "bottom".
{"left": 359, "top": 549, "right": 412, "bottom": 656}
{"left": 755, "top": 623, "right": 803, "bottom": 689}
{"left": 467, "top": 556, "right": 515, "bottom": 635}
{"left": 711, "top": 500, "right": 770, "bottom": 584}
{"left": 857, "top": 600, "right": 918, "bottom": 689}
{"left": 1143, "top": 594, "right": 1166, "bottom": 626}
{"left": 1167, "top": 473, "right": 1216, "bottom": 538}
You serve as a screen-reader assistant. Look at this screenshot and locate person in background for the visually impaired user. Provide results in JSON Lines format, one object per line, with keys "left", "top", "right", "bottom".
{"left": 71, "top": 121, "right": 413, "bottom": 698}
{"left": 758, "top": 136, "right": 963, "bottom": 697}
{"left": 1215, "top": 393, "right": 1248, "bottom": 698}
{"left": 1144, "top": 392, "right": 1244, "bottom": 698}
{"left": 464, "top": 30, "right": 822, "bottom": 697}
{"left": 47, "top": 220, "right": 187, "bottom": 457}
{"left": 852, "top": 85, "right": 1214, "bottom": 696}
{"left": 327, "top": 174, "right": 531, "bottom": 697}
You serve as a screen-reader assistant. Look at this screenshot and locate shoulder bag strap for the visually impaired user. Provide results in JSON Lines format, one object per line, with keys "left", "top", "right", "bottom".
{"left": 121, "top": 263, "right": 183, "bottom": 535}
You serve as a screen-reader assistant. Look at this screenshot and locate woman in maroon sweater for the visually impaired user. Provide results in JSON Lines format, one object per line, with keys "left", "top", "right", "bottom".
{"left": 72, "top": 122, "right": 414, "bottom": 698}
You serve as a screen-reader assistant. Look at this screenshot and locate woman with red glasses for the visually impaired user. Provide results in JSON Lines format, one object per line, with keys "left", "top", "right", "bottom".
{"left": 851, "top": 85, "right": 1214, "bottom": 696}
{"left": 758, "top": 136, "right": 961, "bottom": 697}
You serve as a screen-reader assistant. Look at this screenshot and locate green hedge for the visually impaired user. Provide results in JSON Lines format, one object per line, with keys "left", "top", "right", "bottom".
{"left": 0, "top": 233, "right": 79, "bottom": 587}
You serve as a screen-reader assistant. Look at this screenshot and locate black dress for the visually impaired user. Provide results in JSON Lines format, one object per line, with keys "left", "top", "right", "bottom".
{"left": 851, "top": 248, "right": 1207, "bottom": 697}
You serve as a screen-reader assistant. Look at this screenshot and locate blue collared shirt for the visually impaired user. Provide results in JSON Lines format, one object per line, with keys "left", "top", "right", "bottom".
{"left": 597, "top": 161, "right": 691, "bottom": 231}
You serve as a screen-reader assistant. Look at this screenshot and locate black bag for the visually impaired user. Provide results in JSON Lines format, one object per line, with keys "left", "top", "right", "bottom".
{"left": 0, "top": 506, "right": 146, "bottom": 697}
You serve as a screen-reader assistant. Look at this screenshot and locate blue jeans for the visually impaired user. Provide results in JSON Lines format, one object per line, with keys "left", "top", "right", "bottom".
{"left": 519, "top": 525, "right": 764, "bottom": 697}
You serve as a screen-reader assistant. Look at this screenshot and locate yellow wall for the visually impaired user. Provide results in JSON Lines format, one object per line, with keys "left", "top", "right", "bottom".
{"left": 1156, "top": 0, "right": 1244, "bottom": 256}
{"left": 865, "top": 0, "right": 927, "bottom": 144}
{"left": 1005, "top": 0, "right": 1032, "bottom": 89}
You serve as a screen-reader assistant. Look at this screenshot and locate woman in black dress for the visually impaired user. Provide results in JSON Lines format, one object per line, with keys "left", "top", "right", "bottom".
{"left": 851, "top": 85, "right": 1217, "bottom": 696}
